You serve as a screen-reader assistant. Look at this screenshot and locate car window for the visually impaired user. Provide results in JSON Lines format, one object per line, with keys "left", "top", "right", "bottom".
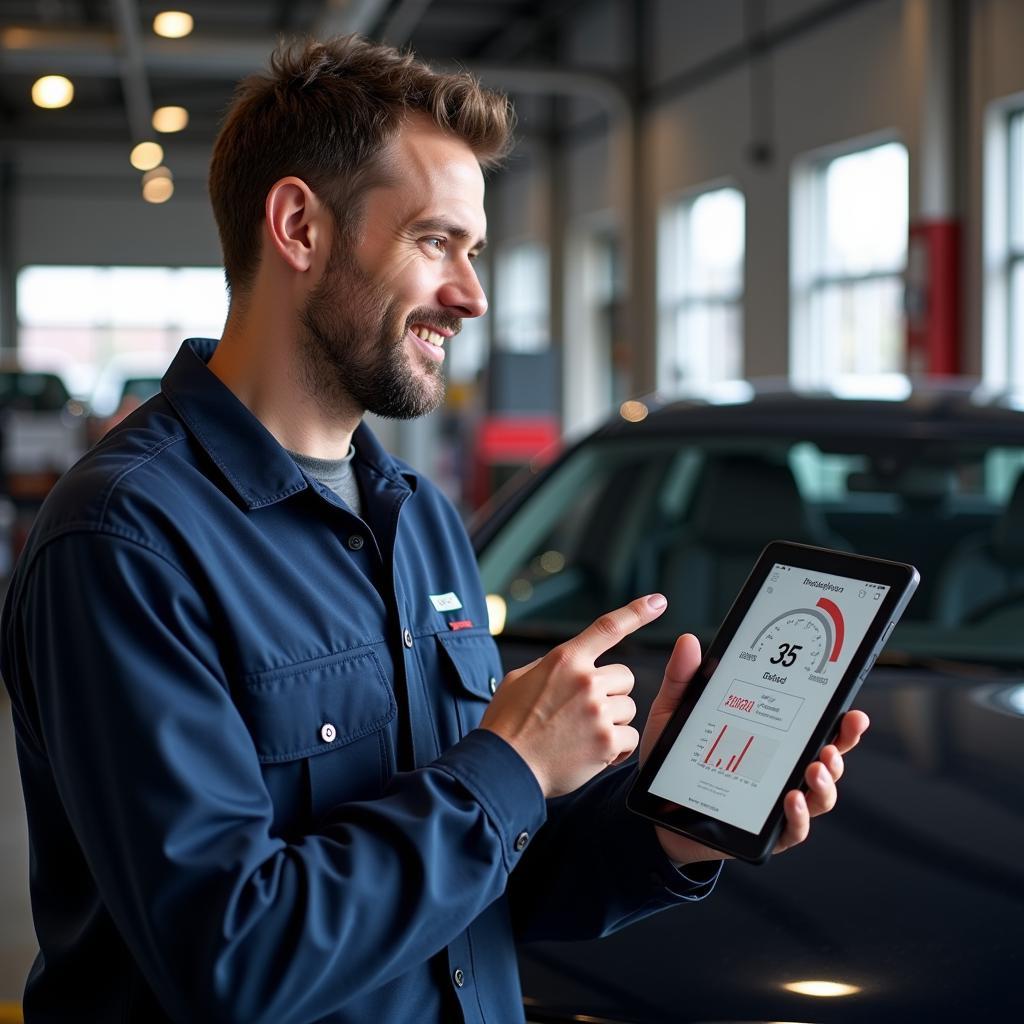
{"left": 478, "top": 432, "right": 1024, "bottom": 665}
{"left": 478, "top": 440, "right": 693, "bottom": 634}
{"left": 0, "top": 372, "right": 70, "bottom": 412}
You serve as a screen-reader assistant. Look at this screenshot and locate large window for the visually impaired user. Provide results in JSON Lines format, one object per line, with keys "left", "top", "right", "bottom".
{"left": 1010, "top": 111, "right": 1024, "bottom": 380}
{"left": 658, "top": 186, "right": 745, "bottom": 390}
{"left": 16, "top": 265, "right": 227, "bottom": 398}
{"left": 791, "top": 141, "right": 908, "bottom": 386}
{"left": 982, "top": 103, "right": 1024, "bottom": 387}
{"left": 493, "top": 242, "right": 549, "bottom": 353}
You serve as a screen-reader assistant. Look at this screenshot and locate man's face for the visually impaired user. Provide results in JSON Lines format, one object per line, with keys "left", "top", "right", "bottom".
{"left": 298, "top": 117, "right": 488, "bottom": 420}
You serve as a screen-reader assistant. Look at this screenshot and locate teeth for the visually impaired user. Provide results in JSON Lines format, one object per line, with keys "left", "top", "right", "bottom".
{"left": 412, "top": 326, "right": 445, "bottom": 346}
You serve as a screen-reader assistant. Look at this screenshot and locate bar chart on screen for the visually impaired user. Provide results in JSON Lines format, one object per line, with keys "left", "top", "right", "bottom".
{"left": 695, "top": 722, "right": 779, "bottom": 783}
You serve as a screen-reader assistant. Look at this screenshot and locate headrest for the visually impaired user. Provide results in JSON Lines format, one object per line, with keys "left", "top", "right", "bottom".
{"left": 688, "top": 455, "right": 814, "bottom": 549}
{"left": 992, "top": 473, "right": 1024, "bottom": 565}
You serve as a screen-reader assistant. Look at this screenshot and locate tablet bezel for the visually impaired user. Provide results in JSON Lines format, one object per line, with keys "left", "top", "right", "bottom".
{"left": 627, "top": 540, "right": 919, "bottom": 864}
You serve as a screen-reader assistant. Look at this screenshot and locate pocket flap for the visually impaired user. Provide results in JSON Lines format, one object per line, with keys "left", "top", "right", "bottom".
{"left": 436, "top": 629, "right": 503, "bottom": 700}
{"left": 238, "top": 648, "right": 396, "bottom": 763}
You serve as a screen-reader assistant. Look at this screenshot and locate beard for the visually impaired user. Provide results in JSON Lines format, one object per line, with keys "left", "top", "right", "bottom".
{"left": 297, "top": 246, "right": 459, "bottom": 420}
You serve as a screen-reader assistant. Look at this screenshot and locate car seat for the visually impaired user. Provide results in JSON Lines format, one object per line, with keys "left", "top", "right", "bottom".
{"left": 660, "top": 454, "right": 849, "bottom": 629}
{"left": 933, "top": 473, "right": 1024, "bottom": 625}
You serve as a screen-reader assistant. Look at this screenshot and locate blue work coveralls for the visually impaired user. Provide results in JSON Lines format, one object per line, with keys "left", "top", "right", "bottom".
{"left": 1, "top": 339, "right": 718, "bottom": 1023}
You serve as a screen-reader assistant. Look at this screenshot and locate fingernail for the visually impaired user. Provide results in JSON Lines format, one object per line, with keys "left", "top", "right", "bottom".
{"left": 647, "top": 594, "right": 667, "bottom": 610}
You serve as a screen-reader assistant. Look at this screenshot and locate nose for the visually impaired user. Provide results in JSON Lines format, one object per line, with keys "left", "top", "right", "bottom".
{"left": 438, "top": 260, "right": 488, "bottom": 319}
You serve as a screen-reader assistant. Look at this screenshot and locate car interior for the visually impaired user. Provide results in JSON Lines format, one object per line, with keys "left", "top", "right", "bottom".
{"left": 482, "top": 435, "right": 1024, "bottom": 651}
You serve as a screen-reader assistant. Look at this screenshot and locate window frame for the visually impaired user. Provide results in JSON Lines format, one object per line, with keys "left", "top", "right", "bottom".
{"left": 1008, "top": 109, "right": 1024, "bottom": 385}
{"left": 657, "top": 182, "right": 746, "bottom": 392}
{"left": 790, "top": 135, "right": 909, "bottom": 387}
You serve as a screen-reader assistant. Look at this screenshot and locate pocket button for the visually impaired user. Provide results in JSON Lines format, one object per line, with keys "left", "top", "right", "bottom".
{"left": 320, "top": 722, "right": 337, "bottom": 743}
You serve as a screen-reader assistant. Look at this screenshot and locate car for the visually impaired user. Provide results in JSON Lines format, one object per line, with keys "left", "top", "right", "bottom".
{"left": 471, "top": 380, "right": 1024, "bottom": 1023}
{"left": 87, "top": 353, "right": 168, "bottom": 442}
{"left": 0, "top": 366, "right": 88, "bottom": 578}
{"left": 0, "top": 366, "right": 87, "bottom": 476}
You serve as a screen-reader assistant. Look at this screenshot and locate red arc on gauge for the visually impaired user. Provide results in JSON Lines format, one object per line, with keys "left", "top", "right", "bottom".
{"left": 815, "top": 597, "right": 844, "bottom": 662}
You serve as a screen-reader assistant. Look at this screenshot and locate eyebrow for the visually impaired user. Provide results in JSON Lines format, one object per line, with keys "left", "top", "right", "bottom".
{"left": 409, "top": 218, "right": 487, "bottom": 253}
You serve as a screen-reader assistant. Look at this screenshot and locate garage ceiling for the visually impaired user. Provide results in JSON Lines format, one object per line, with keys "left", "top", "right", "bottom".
{"left": 1, "top": 0, "right": 595, "bottom": 152}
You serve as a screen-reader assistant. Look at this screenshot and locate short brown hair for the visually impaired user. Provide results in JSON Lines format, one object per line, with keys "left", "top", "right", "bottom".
{"left": 209, "top": 35, "right": 514, "bottom": 295}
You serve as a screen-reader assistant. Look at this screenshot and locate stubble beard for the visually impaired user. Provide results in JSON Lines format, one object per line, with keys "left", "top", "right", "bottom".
{"left": 297, "top": 246, "right": 451, "bottom": 421}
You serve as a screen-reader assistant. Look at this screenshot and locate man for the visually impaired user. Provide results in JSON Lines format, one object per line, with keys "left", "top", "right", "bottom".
{"left": 0, "top": 36, "right": 866, "bottom": 1023}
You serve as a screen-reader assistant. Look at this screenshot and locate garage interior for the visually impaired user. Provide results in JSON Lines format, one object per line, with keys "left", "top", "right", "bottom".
{"left": 2, "top": 0, "right": 1024, "bottom": 1019}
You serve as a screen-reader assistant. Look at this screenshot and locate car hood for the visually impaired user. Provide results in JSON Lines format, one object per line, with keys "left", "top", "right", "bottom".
{"left": 498, "top": 638, "right": 1024, "bottom": 1022}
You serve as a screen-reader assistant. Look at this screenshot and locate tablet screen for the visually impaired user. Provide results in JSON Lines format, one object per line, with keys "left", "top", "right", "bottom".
{"left": 647, "top": 563, "right": 891, "bottom": 834}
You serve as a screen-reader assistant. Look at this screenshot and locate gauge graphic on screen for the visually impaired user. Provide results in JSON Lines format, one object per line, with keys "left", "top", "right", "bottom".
{"left": 750, "top": 597, "right": 845, "bottom": 675}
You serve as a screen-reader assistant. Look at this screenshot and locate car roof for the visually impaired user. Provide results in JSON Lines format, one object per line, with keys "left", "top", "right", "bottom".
{"left": 593, "top": 378, "right": 1024, "bottom": 444}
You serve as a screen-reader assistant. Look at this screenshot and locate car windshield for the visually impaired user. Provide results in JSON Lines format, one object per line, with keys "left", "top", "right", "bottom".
{"left": 477, "top": 432, "right": 1024, "bottom": 666}
{"left": 0, "top": 371, "right": 70, "bottom": 412}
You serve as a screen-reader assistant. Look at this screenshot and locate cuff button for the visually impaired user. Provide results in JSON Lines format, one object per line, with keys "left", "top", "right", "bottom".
{"left": 514, "top": 831, "right": 529, "bottom": 852}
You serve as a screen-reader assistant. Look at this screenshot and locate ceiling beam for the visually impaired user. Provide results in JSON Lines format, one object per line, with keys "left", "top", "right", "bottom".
{"left": 314, "top": 0, "right": 393, "bottom": 38}
{"left": 109, "top": 0, "right": 153, "bottom": 143}
{"left": 473, "top": 0, "right": 591, "bottom": 61}
{"left": 380, "top": 0, "right": 434, "bottom": 47}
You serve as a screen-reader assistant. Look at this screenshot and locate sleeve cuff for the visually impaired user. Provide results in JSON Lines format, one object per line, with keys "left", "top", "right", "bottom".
{"left": 434, "top": 728, "right": 547, "bottom": 873}
{"left": 601, "top": 763, "right": 722, "bottom": 903}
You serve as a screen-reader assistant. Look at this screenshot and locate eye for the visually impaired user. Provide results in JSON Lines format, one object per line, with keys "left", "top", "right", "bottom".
{"left": 423, "top": 236, "right": 446, "bottom": 254}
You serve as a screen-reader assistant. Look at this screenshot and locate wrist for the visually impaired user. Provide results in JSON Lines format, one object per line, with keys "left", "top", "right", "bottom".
{"left": 479, "top": 726, "right": 550, "bottom": 798}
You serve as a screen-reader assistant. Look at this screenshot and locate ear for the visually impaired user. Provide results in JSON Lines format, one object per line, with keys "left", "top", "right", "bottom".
{"left": 263, "top": 176, "right": 330, "bottom": 274}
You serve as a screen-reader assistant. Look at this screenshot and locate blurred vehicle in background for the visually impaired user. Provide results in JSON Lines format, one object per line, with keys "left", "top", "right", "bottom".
{"left": 0, "top": 365, "right": 88, "bottom": 577}
{"left": 87, "top": 353, "right": 167, "bottom": 443}
{"left": 471, "top": 380, "right": 1023, "bottom": 1023}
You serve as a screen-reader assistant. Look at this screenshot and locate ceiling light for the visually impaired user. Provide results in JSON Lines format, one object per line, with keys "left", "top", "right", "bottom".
{"left": 783, "top": 979, "right": 862, "bottom": 998}
{"left": 152, "top": 105, "right": 189, "bottom": 133}
{"left": 31, "top": 75, "right": 74, "bottom": 109}
{"left": 130, "top": 141, "right": 164, "bottom": 171}
{"left": 153, "top": 11, "right": 194, "bottom": 38}
{"left": 142, "top": 168, "right": 174, "bottom": 204}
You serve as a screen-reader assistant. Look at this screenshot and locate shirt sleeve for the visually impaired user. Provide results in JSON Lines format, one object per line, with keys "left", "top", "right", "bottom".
{"left": 506, "top": 756, "right": 721, "bottom": 943}
{"left": 11, "top": 530, "right": 547, "bottom": 1024}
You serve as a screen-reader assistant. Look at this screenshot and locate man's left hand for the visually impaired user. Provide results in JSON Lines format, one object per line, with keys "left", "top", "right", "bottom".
{"left": 639, "top": 633, "right": 870, "bottom": 867}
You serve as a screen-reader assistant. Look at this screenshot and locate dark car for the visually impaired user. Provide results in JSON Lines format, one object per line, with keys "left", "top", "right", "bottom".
{"left": 0, "top": 367, "right": 88, "bottom": 577}
{"left": 472, "top": 382, "right": 1024, "bottom": 1023}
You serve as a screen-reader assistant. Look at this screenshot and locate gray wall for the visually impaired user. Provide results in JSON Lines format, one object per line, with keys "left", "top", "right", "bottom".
{"left": 485, "top": 0, "right": 1024, "bottom": 428}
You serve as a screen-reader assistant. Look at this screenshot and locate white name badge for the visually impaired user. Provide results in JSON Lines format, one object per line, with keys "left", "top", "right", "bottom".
{"left": 429, "top": 592, "right": 463, "bottom": 612}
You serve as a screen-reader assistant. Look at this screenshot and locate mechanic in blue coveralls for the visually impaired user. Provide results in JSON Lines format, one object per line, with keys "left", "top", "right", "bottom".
{"left": 0, "top": 35, "right": 868, "bottom": 1024}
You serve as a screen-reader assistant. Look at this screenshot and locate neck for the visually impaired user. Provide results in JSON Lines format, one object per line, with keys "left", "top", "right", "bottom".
{"left": 209, "top": 289, "right": 363, "bottom": 460}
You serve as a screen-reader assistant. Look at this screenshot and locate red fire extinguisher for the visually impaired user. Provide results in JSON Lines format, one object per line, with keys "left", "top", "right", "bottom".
{"left": 905, "top": 220, "right": 961, "bottom": 376}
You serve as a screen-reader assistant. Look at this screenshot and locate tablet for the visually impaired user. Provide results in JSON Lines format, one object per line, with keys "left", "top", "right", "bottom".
{"left": 628, "top": 541, "right": 919, "bottom": 864}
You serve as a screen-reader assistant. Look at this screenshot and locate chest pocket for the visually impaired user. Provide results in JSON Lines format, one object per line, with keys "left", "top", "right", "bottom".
{"left": 236, "top": 647, "right": 397, "bottom": 832}
{"left": 436, "top": 629, "right": 505, "bottom": 737}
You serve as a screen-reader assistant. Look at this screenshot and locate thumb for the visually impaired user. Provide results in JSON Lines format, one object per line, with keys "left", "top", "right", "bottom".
{"left": 652, "top": 633, "right": 702, "bottom": 715}
{"left": 640, "top": 633, "right": 702, "bottom": 766}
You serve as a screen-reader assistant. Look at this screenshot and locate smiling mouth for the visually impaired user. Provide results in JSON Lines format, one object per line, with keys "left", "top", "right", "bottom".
{"left": 410, "top": 324, "right": 446, "bottom": 348}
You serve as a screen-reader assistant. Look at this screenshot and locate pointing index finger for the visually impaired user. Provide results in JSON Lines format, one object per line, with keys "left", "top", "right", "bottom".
{"left": 562, "top": 594, "right": 668, "bottom": 663}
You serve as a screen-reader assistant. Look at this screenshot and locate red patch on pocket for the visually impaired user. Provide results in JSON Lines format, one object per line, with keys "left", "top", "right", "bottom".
{"left": 448, "top": 619, "right": 474, "bottom": 631}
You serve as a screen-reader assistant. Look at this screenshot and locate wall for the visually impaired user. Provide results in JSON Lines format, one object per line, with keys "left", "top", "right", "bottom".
{"left": 7, "top": 0, "right": 1024, "bottom": 442}
{"left": 484, "top": 0, "right": 1024, "bottom": 424}
{"left": 12, "top": 144, "right": 220, "bottom": 269}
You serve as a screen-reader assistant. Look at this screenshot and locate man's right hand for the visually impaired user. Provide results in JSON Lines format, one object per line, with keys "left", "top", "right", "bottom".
{"left": 479, "top": 594, "right": 668, "bottom": 798}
